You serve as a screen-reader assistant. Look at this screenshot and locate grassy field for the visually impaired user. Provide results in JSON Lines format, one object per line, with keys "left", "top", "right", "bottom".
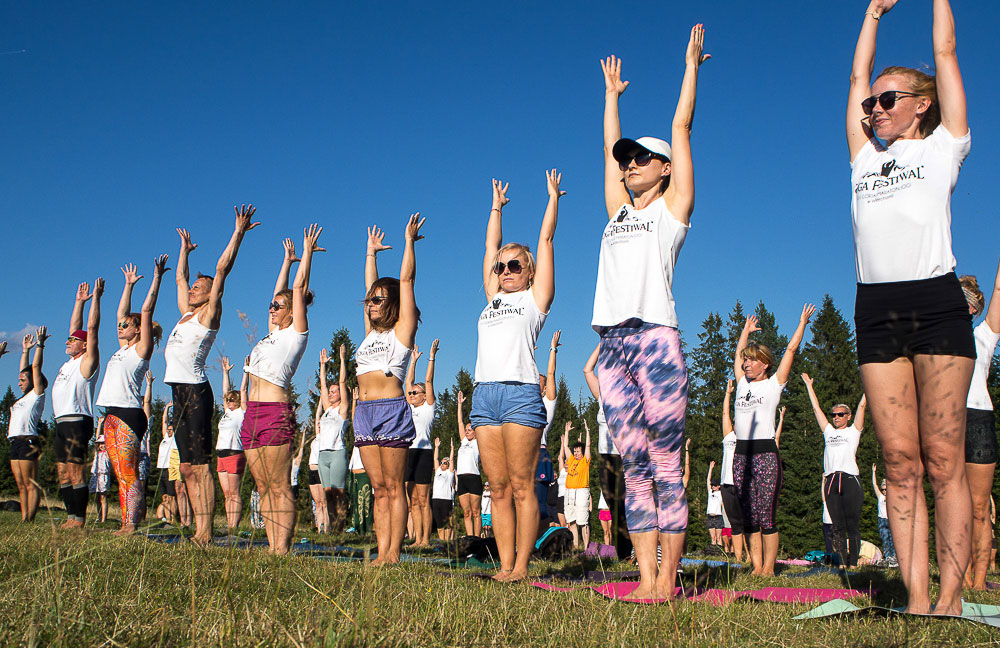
{"left": 1, "top": 508, "right": 999, "bottom": 647}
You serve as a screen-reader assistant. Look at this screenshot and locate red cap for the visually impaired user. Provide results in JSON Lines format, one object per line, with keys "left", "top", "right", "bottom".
{"left": 69, "top": 330, "right": 87, "bottom": 341}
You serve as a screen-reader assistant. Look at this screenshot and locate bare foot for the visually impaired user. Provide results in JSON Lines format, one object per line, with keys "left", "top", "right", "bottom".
{"left": 190, "top": 534, "right": 214, "bottom": 548}
{"left": 626, "top": 584, "right": 658, "bottom": 600}
{"left": 63, "top": 519, "right": 85, "bottom": 530}
{"left": 930, "top": 598, "right": 963, "bottom": 617}
{"left": 504, "top": 569, "right": 529, "bottom": 583}
{"left": 113, "top": 525, "right": 136, "bottom": 537}
{"left": 491, "top": 569, "right": 514, "bottom": 582}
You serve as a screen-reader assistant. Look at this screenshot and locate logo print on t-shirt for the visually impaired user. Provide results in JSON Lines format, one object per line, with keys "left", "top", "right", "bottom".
{"left": 616, "top": 207, "right": 629, "bottom": 222}
{"left": 492, "top": 298, "right": 502, "bottom": 310}
{"left": 880, "top": 160, "right": 899, "bottom": 177}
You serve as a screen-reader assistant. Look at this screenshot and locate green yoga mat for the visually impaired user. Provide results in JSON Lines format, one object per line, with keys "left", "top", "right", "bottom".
{"left": 794, "top": 599, "right": 1000, "bottom": 628}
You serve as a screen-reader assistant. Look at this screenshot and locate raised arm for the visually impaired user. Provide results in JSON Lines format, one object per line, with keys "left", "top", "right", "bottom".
{"left": 544, "top": 330, "right": 561, "bottom": 401}
{"left": 319, "top": 348, "right": 331, "bottom": 411}
{"left": 532, "top": 169, "right": 563, "bottom": 312}
{"left": 847, "top": 2, "right": 896, "bottom": 159}
{"left": 871, "top": 463, "right": 881, "bottom": 495}
{"left": 775, "top": 304, "right": 816, "bottom": 385}
{"left": 984, "top": 257, "right": 1000, "bottom": 335}
{"left": 80, "top": 278, "right": 104, "bottom": 380}
{"left": 722, "top": 379, "right": 734, "bottom": 437}
{"left": 174, "top": 229, "right": 197, "bottom": 315}
{"left": 424, "top": 339, "right": 438, "bottom": 405}
{"left": 433, "top": 436, "right": 441, "bottom": 467}
{"left": 707, "top": 460, "right": 715, "bottom": 494}
{"left": 221, "top": 356, "right": 234, "bottom": 394}
{"left": 292, "top": 224, "right": 323, "bottom": 334}
{"left": 733, "top": 315, "right": 760, "bottom": 382}
{"left": 583, "top": 344, "right": 600, "bottom": 400}
{"left": 205, "top": 205, "right": 260, "bottom": 329}
{"left": 682, "top": 438, "right": 691, "bottom": 489}
{"left": 136, "top": 255, "right": 168, "bottom": 361}
{"left": 663, "top": 24, "right": 710, "bottom": 225}
{"left": 0, "top": 341, "right": 7, "bottom": 363}
{"left": 932, "top": 0, "right": 967, "bottom": 137}
{"left": 396, "top": 213, "right": 425, "bottom": 348}
{"left": 117, "top": 263, "right": 142, "bottom": 329}
{"left": 558, "top": 431, "right": 566, "bottom": 473}
{"left": 855, "top": 394, "right": 867, "bottom": 432}
{"left": 601, "top": 55, "right": 632, "bottom": 218}
{"left": 143, "top": 371, "right": 154, "bottom": 420}
{"left": 449, "top": 443, "right": 455, "bottom": 473}
{"left": 561, "top": 421, "right": 572, "bottom": 459}
{"left": 582, "top": 419, "right": 592, "bottom": 462}
{"left": 801, "top": 373, "right": 830, "bottom": 430}
{"left": 337, "top": 344, "right": 349, "bottom": 419}
{"left": 70, "top": 282, "right": 92, "bottom": 334}
{"left": 456, "top": 390, "right": 466, "bottom": 437}
{"left": 274, "top": 238, "right": 299, "bottom": 299}
{"left": 482, "top": 179, "right": 509, "bottom": 297}
{"left": 162, "top": 402, "right": 173, "bottom": 435}
{"left": 239, "top": 364, "right": 249, "bottom": 410}
{"left": 404, "top": 346, "right": 419, "bottom": 394}
{"left": 775, "top": 406, "right": 786, "bottom": 448}
{"left": 32, "top": 327, "right": 47, "bottom": 395}
{"left": 20, "top": 334, "right": 32, "bottom": 374}
{"left": 365, "top": 224, "right": 391, "bottom": 293}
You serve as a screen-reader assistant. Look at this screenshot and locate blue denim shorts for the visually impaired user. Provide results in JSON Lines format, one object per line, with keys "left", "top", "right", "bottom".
{"left": 470, "top": 382, "right": 547, "bottom": 429}
{"left": 354, "top": 397, "right": 416, "bottom": 448}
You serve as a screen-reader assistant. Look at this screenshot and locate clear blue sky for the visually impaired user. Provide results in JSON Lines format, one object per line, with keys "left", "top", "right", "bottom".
{"left": 3, "top": 2, "right": 999, "bottom": 414}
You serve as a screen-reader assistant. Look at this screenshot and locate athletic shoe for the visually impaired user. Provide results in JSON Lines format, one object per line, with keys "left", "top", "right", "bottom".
{"left": 885, "top": 556, "right": 898, "bottom": 568}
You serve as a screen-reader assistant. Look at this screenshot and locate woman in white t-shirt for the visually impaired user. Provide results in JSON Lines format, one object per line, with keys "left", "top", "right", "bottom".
{"left": 243, "top": 230, "right": 321, "bottom": 555}
{"left": 719, "top": 379, "right": 743, "bottom": 561}
{"left": 593, "top": 28, "right": 708, "bottom": 600}
{"left": 802, "top": 374, "right": 867, "bottom": 568}
{"left": 846, "top": 0, "right": 973, "bottom": 615}
{"left": 403, "top": 339, "right": 438, "bottom": 547}
{"left": 471, "top": 170, "right": 562, "bottom": 583}
{"left": 705, "top": 462, "right": 724, "bottom": 547}
{"left": 317, "top": 345, "right": 351, "bottom": 533}
{"left": 958, "top": 264, "right": 1000, "bottom": 590}
{"left": 430, "top": 438, "right": 456, "bottom": 541}
{"left": 455, "top": 390, "right": 482, "bottom": 537}
{"left": 733, "top": 307, "right": 814, "bottom": 576}
{"left": 7, "top": 328, "right": 48, "bottom": 521}
{"left": 217, "top": 357, "right": 248, "bottom": 531}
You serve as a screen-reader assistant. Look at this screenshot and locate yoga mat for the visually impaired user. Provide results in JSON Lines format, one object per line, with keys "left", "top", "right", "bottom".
{"left": 533, "top": 580, "right": 869, "bottom": 607}
{"left": 785, "top": 565, "right": 844, "bottom": 578}
{"left": 776, "top": 559, "right": 813, "bottom": 566}
{"left": 794, "top": 599, "right": 1000, "bottom": 628}
{"left": 679, "top": 557, "right": 744, "bottom": 569}
{"left": 592, "top": 581, "right": 686, "bottom": 603}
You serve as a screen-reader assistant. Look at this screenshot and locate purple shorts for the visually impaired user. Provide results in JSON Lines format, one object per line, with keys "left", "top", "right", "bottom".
{"left": 354, "top": 397, "right": 416, "bottom": 448}
{"left": 240, "top": 401, "right": 297, "bottom": 450}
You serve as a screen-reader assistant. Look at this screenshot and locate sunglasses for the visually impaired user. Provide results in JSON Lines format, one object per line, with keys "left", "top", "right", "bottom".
{"left": 268, "top": 301, "right": 287, "bottom": 311}
{"left": 117, "top": 321, "right": 132, "bottom": 329}
{"left": 861, "top": 90, "right": 921, "bottom": 115}
{"left": 493, "top": 259, "right": 523, "bottom": 275}
{"left": 830, "top": 412, "right": 849, "bottom": 418}
{"left": 407, "top": 390, "right": 425, "bottom": 396}
{"left": 366, "top": 296, "right": 386, "bottom": 305}
{"left": 618, "top": 150, "right": 666, "bottom": 171}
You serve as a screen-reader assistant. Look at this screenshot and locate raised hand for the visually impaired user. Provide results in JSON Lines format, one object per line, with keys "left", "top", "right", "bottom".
{"left": 412, "top": 345, "right": 422, "bottom": 362}
{"left": 546, "top": 169, "right": 565, "bottom": 199}
{"left": 800, "top": 303, "right": 817, "bottom": 324}
{"left": 492, "top": 178, "right": 510, "bottom": 210}
{"left": 35, "top": 326, "right": 49, "bottom": 347}
{"left": 871, "top": 0, "right": 899, "bottom": 17}
{"left": 76, "top": 282, "right": 93, "bottom": 303}
{"left": 686, "top": 23, "right": 711, "bottom": 67}
{"left": 93, "top": 277, "right": 105, "bottom": 298}
{"left": 121, "top": 263, "right": 143, "bottom": 286}
{"left": 601, "top": 55, "right": 629, "bottom": 96}
{"left": 457, "top": 390, "right": 464, "bottom": 405}
{"left": 319, "top": 348, "right": 329, "bottom": 365}
{"left": 0, "top": 341, "right": 7, "bottom": 359}
{"left": 153, "top": 254, "right": 170, "bottom": 277}
{"left": 564, "top": 421, "right": 574, "bottom": 434}
{"left": 234, "top": 204, "right": 260, "bottom": 234}
{"left": 551, "top": 330, "right": 562, "bottom": 349}
{"left": 434, "top": 436, "right": 441, "bottom": 448}
{"left": 430, "top": 339, "right": 439, "bottom": 357}
{"left": 176, "top": 228, "right": 197, "bottom": 254}
{"left": 22, "top": 334, "right": 35, "bottom": 351}
{"left": 404, "top": 213, "right": 426, "bottom": 242}
{"left": 743, "top": 314, "right": 761, "bottom": 334}
{"left": 367, "top": 225, "right": 391, "bottom": 254}
{"left": 710, "top": 460, "right": 716, "bottom": 468}
{"left": 221, "top": 356, "right": 233, "bottom": 372}
{"left": 303, "top": 224, "right": 325, "bottom": 254}
{"left": 801, "top": 373, "right": 814, "bottom": 387}
{"left": 146, "top": 370, "right": 154, "bottom": 385}
{"left": 779, "top": 406, "right": 787, "bottom": 418}
{"left": 685, "top": 438, "right": 691, "bottom": 450}
{"left": 339, "top": 344, "right": 347, "bottom": 363}
{"left": 282, "top": 238, "right": 300, "bottom": 264}
{"left": 726, "top": 378, "right": 733, "bottom": 393}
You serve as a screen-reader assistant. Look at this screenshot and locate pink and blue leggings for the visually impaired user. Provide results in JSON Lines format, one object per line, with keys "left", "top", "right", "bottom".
{"left": 597, "top": 324, "right": 688, "bottom": 535}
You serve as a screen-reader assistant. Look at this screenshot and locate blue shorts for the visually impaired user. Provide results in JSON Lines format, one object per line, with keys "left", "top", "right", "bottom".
{"left": 482, "top": 513, "right": 492, "bottom": 527}
{"left": 470, "top": 382, "right": 547, "bottom": 429}
{"left": 354, "top": 397, "right": 416, "bottom": 448}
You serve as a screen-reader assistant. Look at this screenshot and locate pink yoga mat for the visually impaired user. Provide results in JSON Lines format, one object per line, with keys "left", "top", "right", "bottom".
{"left": 539, "top": 580, "right": 871, "bottom": 606}
{"left": 776, "top": 559, "right": 813, "bottom": 566}
{"left": 530, "top": 582, "right": 581, "bottom": 592}
{"left": 592, "top": 581, "right": 689, "bottom": 603}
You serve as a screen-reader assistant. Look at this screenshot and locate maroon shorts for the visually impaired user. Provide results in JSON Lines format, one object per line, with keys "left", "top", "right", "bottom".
{"left": 217, "top": 453, "right": 246, "bottom": 474}
{"left": 240, "top": 401, "right": 297, "bottom": 450}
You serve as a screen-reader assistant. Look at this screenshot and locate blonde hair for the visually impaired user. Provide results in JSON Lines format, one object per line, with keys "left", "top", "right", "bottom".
{"left": 832, "top": 403, "right": 852, "bottom": 416}
{"left": 959, "top": 275, "right": 985, "bottom": 316}
{"left": 494, "top": 243, "right": 536, "bottom": 287}
{"left": 125, "top": 313, "right": 163, "bottom": 347}
{"left": 741, "top": 341, "right": 775, "bottom": 375}
{"left": 876, "top": 66, "right": 940, "bottom": 138}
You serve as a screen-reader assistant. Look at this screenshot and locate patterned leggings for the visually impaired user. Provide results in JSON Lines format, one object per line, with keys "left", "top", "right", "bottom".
{"left": 597, "top": 325, "right": 688, "bottom": 535}
{"left": 103, "top": 409, "right": 147, "bottom": 527}
{"left": 732, "top": 449, "right": 782, "bottom": 534}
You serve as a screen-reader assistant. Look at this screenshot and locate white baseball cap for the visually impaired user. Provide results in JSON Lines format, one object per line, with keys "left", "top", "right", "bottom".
{"left": 612, "top": 136, "right": 671, "bottom": 164}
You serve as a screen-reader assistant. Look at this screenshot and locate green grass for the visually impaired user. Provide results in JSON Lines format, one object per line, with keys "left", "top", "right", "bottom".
{"left": 1, "top": 508, "right": 999, "bottom": 647}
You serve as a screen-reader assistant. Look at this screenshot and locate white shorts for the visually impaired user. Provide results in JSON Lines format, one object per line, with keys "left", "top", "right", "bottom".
{"left": 564, "top": 487, "right": 591, "bottom": 526}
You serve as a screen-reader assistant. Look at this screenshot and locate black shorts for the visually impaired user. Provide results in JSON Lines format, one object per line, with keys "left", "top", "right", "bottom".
{"left": 855, "top": 272, "right": 975, "bottom": 365}
{"left": 546, "top": 482, "right": 560, "bottom": 511}
{"left": 55, "top": 417, "right": 93, "bottom": 464}
{"left": 966, "top": 408, "right": 998, "bottom": 465}
{"left": 405, "top": 448, "right": 434, "bottom": 485}
{"left": 706, "top": 514, "right": 724, "bottom": 530}
{"left": 159, "top": 470, "right": 176, "bottom": 497}
{"left": 169, "top": 381, "right": 215, "bottom": 465}
{"left": 9, "top": 436, "right": 41, "bottom": 461}
{"left": 431, "top": 498, "right": 453, "bottom": 527}
{"left": 456, "top": 473, "right": 483, "bottom": 496}
{"left": 308, "top": 469, "right": 321, "bottom": 486}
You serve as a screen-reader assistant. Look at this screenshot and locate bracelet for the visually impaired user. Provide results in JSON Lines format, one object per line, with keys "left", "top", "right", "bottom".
{"left": 491, "top": 208, "right": 502, "bottom": 213}
{"left": 866, "top": 10, "right": 880, "bottom": 20}
{"left": 550, "top": 347, "right": 558, "bottom": 352}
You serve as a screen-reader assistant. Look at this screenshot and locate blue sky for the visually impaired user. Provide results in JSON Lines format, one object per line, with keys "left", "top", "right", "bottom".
{"left": 3, "top": 2, "right": 999, "bottom": 414}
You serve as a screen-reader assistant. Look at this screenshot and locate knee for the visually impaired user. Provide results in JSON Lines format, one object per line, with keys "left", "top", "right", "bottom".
{"left": 882, "top": 449, "right": 923, "bottom": 486}
{"left": 508, "top": 481, "right": 534, "bottom": 503}
{"left": 971, "top": 497, "right": 991, "bottom": 522}
{"left": 179, "top": 464, "right": 195, "bottom": 481}
{"left": 490, "top": 482, "right": 510, "bottom": 501}
{"left": 462, "top": 507, "right": 472, "bottom": 520}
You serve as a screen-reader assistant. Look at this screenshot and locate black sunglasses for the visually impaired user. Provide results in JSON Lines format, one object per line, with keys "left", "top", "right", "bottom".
{"left": 618, "top": 150, "right": 666, "bottom": 172}
{"left": 407, "top": 390, "right": 425, "bottom": 396}
{"left": 493, "top": 259, "right": 523, "bottom": 275}
{"left": 268, "top": 301, "right": 286, "bottom": 311}
{"left": 861, "top": 90, "right": 920, "bottom": 115}
{"left": 117, "top": 321, "right": 131, "bottom": 329}
{"left": 830, "top": 412, "right": 849, "bottom": 418}
{"left": 366, "top": 296, "right": 386, "bottom": 305}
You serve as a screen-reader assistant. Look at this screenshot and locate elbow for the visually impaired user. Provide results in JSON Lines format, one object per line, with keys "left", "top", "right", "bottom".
{"left": 671, "top": 118, "right": 693, "bottom": 134}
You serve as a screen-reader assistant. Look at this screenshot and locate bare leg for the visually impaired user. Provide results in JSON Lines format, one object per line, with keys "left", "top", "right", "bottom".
{"left": 965, "top": 462, "right": 995, "bottom": 590}
{"left": 629, "top": 530, "right": 659, "bottom": 598}
{"left": 411, "top": 483, "right": 431, "bottom": 546}
{"left": 309, "top": 482, "right": 327, "bottom": 532}
{"left": 581, "top": 523, "right": 591, "bottom": 550}
{"left": 500, "top": 423, "right": 542, "bottom": 581}
{"left": 732, "top": 533, "right": 745, "bottom": 561}
{"left": 568, "top": 523, "right": 579, "bottom": 548}
{"left": 761, "top": 532, "right": 779, "bottom": 576}
{"left": 459, "top": 493, "right": 474, "bottom": 536}
{"left": 476, "top": 425, "right": 515, "bottom": 576}
{"left": 654, "top": 531, "right": 685, "bottom": 598}
{"left": 245, "top": 449, "right": 274, "bottom": 547}
{"left": 379, "top": 447, "right": 409, "bottom": 563}
{"left": 180, "top": 463, "right": 216, "bottom": 545}
{"left": 470, "top": 494, "right": 482, "bottom": 537}
{"left": 747, "top": 532, "right": 763, "bottom": 573}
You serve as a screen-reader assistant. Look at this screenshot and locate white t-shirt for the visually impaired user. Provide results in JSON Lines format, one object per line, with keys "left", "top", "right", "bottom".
{"left": 851, "top": 124, "right": 971, "bottom": 284}
{"left": 432, "top": 468, "right": 455, "bottom": 501}
{"left": 97, "top": 344, "right": 149, "bottom": 409}
{"left": 592, "top": 199, "right": 689, "bottom": 330}
{"left": 348, "top": 446, "right": 364, "bottom": 471}
{"left": 318, "top": 406, "right": 346, "bottom": 451}
{"left": 164, "top": 314, "right": 218, "bottom": 384}
{"left": 290, "top": 460, "right": 300, "bottom": 487}
{"left": 598, "top": 492, "right": 609, "bottom": 511}
{"left": 456, "top": 437, "right": 480, "bottom": 476}
{"left": 355, "top": 329, "right": 411, "bottom": 383}
{"left": 8, "top": 391, "right": 44, "bottom": 438}
{"left": 308, "top": 439, "right": 320, "bottom": 466}
{"left": 540, "top": 396, "right": 556, "bottom": 448}
{"left": 969, "top": 320, "right": 1000, "bottom": 411}
{"left": 721, "top": 431, "right": 737, "bottom": 485}
{"left": 556, "top": 468, "right": 567, "bottom": 497}
{"left": 707, "top": 489, "right": 723, "bottom": 516}
{"left": 733, "top": 375, "right": 785, "bottom": 442}
{"left": 876, "top": 491, "right": 887, "bottom": 519}
{"left": 246, "top": 326, "right": 309, "bottom": 389}
{"left": 596, "top": 404, "right": 619, "bottom": 456}
{"left": 481, "top": 490, "right": 492, "bottom": 515}
{"left": 215, "top": 407, "right": 245, "bottom": 452}
{"left": 410, "top": 402, "right": 434, "bottom": 450}
{"left": 475, "top": 290, "right": 547, "bottom": 384}
{"left": 823, "top": 424, "right": 861, "bottom": 476}
{"left": 156, "top": 435, "right": 176, "bottom": 469}
{"left": 52, "top": 355, "right": 98, "bottom": 418}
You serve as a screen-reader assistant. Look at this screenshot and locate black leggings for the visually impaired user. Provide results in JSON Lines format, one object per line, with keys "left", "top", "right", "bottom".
{"left": 720, "top": 484, "right": 743, "bottom": 535}
{"left": 824, "top": 472, "right": 863, "bottom": 567}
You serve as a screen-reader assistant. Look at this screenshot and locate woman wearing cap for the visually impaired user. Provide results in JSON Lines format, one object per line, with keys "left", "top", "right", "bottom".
{"left": 454, "top": 390, "right": 482, "bottom": 537}
{"left": 958, "top": 261, "right": 1000, "bottom": 590}
{"left": 217, "top": 357, "right": 248, "bottom": 531}
{"left": 473, "top": 169, "right": 562, "bottom": 582}
{"left": 317, "top": 345, "right": 350, "bottom": 533}
{"left": 847, "top": 0, "right": 972, "bottom": 614}
{"left": 801, "top": 374, "right": 867, "bottom": 567}
{"left": 242, "top": 229, "right": 321, "bottom": 554}
{"left": 403, "top": 339, "right": 439, "bottom": 547}
{"left": 355, "top": 215, "right": 426, "bottom": 565}
{"left": 166, "top": 206, "right": 258, "bottom": 545}
{"left": 7, "top": 328, "right": 48, "bottom": 522}
{"left": 593, "top": 25, "right": 708, "bottom": 599}
{"left": 96, "top": 257, "right": 168, "bottom": 535}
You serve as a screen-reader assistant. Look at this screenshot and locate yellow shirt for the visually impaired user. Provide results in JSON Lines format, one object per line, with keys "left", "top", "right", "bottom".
{"left": 565, "top": 455, "right": 590, "bottom": 490}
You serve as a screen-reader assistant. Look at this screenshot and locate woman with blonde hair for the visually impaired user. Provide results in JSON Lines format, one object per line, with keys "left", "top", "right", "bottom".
{"left": 217, "top": 357, "right": 248, "bottom": 531}
{"left": 7, "top": 328, "right": 48, "bottom": 522}
{"left": 846, "top": 0, "right": 973, "bottom": 614}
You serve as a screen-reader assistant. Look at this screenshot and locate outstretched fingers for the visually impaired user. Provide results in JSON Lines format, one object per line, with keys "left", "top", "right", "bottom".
{"left": 304, "top": 224, "right": 326, "bottom": 253}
